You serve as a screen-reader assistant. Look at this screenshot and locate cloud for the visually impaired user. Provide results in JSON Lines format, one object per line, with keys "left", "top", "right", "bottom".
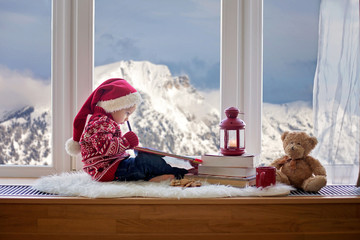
{"left": 94, "top": 0, "right": 219, "bottom": 63}
{"left": 199, "top": 89, "right": 220, "bottom": 111}
{"left": 95, "top": 34, "right": 141, "bottom": 66}
{"left": 115, "top": 38, "right": 141, "bottom": 59}
{"left": 0, "top": 1, "right": 51, "bottom": 80}
{"left": 163, "top": 58, "right": 220, "bottom": 90}
{"left": 0, "top": 65, "right": 50, "bottom": 113}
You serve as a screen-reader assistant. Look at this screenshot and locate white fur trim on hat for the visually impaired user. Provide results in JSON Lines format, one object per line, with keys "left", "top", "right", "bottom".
{"left": 97, "top": 91, "right": 142, "bottom": 113}
{"left": 65, "top": 138, "right": 81, "bottom": 156}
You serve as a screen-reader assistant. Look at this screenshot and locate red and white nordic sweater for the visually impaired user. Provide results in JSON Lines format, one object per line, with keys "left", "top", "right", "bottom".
{"left": 79, "top": 107, "right": 131, "bottom": 182}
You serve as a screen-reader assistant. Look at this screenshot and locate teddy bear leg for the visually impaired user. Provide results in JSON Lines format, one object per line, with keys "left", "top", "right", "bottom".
{"left": 276, "top": 170, "right": 291, "bottom": 185}
{"left": 302, "top": 176, "right": 327, "bottom": 192}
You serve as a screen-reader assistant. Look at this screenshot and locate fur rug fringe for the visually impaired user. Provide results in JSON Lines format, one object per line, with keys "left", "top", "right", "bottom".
{"left": 32, "top": 171, "right": 294, "bottom": 199}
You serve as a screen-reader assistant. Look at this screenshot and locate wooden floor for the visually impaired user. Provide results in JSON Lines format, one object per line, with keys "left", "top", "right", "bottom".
{"left": 1, "top": 195, "right": 360, "bottom": 240}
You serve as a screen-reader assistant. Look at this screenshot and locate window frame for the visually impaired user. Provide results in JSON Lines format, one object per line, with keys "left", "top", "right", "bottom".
{"left": 0, "top": 0, "right": 262, "bottom": 177}
{"left": 0, "top": 0, "right": 94, "bottom": 177}
{"left": 221, "top": 0, "right": 262, "bottom": 156}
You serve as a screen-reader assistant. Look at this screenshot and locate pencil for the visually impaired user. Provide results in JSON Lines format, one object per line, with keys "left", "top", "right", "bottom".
{"left": 127, "top": 121, "right": 132, "bottom": 131}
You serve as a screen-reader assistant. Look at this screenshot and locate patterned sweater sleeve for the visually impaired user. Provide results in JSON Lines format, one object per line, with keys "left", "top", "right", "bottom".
{"left": 86, "top": 116, "right": 131, "bottom": 156}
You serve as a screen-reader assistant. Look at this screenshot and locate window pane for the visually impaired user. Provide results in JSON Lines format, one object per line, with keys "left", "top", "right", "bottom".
{"left": 0, "top": 0, "right": 52, "bottom": 166}
{"left": 94, "top": 0, "right": 220, "bottom": 155}
{"left": 262, "top": 0, "right": 320, "bottom": 163}
{"left": 262, "top": 0, "right": 359, "bottom": 184}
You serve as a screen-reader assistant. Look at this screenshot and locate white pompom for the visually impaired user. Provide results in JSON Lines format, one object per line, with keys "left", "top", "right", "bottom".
{"left": 65, "top": 138, "right": 81, "bottom": 156}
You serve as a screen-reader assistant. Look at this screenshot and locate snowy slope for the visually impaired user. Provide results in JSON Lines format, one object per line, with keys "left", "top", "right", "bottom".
{"left": 5, "top": 60, "right": 356, "bottom": 168}
{"left": 94, "top": 60, "right": 220, "bottom": 155}
{"left": 261, "top": 101, "right": 313, "bottom": 164}
{"left": 0, "top": 106, "right": 51, "bottom": 165}
{"left": 0, "top": 60, "right": 315, "bottom": 165}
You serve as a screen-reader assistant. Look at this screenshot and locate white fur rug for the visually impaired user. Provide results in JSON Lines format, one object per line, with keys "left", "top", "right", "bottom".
{"left": 32, "top": 171, "right": 294, "bottom": 199}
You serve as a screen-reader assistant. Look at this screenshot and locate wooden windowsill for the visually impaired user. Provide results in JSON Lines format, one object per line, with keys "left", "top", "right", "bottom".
{"left": 1, "top": 178, "right": 360, "bottom": 239}
{"left": 1, "top": 194, "right": 360, "bottom": 240}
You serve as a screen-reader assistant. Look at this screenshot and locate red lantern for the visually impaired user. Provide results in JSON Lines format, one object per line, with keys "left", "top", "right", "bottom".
{"left": 219, "top": 107, "right": 246, "bottom": 156}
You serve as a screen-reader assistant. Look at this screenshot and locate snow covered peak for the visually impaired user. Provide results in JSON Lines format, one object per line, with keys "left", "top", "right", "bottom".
{"left": 94, "top": 60, "right": 220, "bottom": 155}
{"left": 95, "top": 60, "right": 216, "bottom": 119}
{"left": 95, "top": 60, "right": 174, "bottom": 90}
{"left": 0, "top": 106, "right": 34, "bottom": 124}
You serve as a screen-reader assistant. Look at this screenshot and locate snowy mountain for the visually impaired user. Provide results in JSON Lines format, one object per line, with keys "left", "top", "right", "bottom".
{"left": 4, "top": 60, "right": 356, "bottom": 168}
{"left": 94, "top": 60, "right": 220, "bottom": 156}
{"left": 0, "top": 105, "right": 51, "bottom": 165}
{"left": 0, "top": 60, "right": 221, "bottom": 165}
{"left": 261, "top": 101, "right": 314, "bottom": 163}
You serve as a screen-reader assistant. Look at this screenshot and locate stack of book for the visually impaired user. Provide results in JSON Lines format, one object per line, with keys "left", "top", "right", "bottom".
{"left": 185, "top": 153, "right": 259, "bottom": 188}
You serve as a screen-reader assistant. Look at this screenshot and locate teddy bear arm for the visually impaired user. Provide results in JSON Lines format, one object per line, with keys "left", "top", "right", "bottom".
{"left": 306, "top": 156, "right": 326, "bottom": 176}
{"left": 270, "top": 157, "right": 286, "bottom": 170}
{"left": 275, "top": 170, "right": 291, "bottom": 185}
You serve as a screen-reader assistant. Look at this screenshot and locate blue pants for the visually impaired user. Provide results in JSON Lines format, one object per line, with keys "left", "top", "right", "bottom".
{"left": 114, "top": 152, "right": 188, "bottom": 181}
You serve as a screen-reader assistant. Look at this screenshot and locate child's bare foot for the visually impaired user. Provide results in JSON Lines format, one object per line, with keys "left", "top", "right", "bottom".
{"left": 149, "top": 174, "right": 175, "bottom": 182}
{"left": 187, "top": 168, "right": 198, "bottom": 175}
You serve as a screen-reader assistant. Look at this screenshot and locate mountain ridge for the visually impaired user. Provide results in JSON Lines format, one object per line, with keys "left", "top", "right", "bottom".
{"left": 0, "top": 60, "right": 221, "bottom": 165}
{"left": 2, "top": 60, "right": 344, "bottom": 167}
{"left": 94, "top": 60, "right": 221, "bottom": 155}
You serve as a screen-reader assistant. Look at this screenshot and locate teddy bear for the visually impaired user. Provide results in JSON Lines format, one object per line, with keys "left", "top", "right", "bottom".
{"left": 270, "top": 131, "right": 327, "bottom": 192}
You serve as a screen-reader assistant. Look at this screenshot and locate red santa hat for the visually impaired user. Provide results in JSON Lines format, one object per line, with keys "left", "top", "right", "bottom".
{"left": 65, "top": 78, "right": 142, "bottom": 156}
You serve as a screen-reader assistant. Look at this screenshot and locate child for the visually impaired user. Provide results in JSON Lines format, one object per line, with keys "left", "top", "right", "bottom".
{"left": 65, "top": 78, "right": 190, "bottom": 182}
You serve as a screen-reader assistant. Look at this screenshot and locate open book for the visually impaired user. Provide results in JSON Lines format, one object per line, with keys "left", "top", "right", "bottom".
{"left": 134, "top": 146, "right": 203, "bottom": 164}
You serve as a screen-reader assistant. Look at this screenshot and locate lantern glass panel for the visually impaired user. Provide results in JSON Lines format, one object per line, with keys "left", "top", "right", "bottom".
{"left": 239, "top": 129, "right": 245, "bottom": 148}
{"left": 220, "top": 129, "right": 225, "bottom": 148}
{"left": 227, "top": 130, "right": 237, "bottom": 148}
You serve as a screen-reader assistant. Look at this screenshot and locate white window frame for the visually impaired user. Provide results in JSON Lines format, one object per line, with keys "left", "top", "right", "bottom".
{"left": 221, "top": 0, "right": 262, "bottom": 156}
{"left": 0, "top": 0, "right": 262, "bottom": 177}
{"left": 0, "top": 0, "right": 93, "bottom": 177}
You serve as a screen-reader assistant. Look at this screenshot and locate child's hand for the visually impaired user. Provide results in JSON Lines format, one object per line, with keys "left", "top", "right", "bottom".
{"left": 123, "top": 131, "right": 139, "bottom": 149}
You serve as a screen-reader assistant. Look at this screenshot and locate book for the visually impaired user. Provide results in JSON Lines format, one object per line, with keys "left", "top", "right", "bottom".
{"left": 184, "top": 174, "right": 256, "bottom": 188}
{"left": 134, "top": 146, "right": 203, "bottom": 164}
{"left": 198, "top": 165, "right": 256, "bottom": 177}
{"left": 200, "top": 153, "right": 259, "bottom": 168}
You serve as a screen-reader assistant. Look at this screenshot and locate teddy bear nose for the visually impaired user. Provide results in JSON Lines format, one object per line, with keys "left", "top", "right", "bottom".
{"left": 291, "top": 146, "right": 295, "bottom": 150}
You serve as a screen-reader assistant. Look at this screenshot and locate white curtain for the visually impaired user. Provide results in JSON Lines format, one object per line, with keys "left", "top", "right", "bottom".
{"left": 313, "top": 0, "right": 360, "bottom": 184}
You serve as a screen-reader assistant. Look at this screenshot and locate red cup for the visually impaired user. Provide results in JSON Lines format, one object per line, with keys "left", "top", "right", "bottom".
{"left": 256, "top": 166, "right": 276, "bottom": 188}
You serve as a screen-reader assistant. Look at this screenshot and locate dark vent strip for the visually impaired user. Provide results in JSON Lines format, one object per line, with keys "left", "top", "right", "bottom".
{"left": 1, "top": 184, "right": 359, "bottom": 197}
{"left": 0, "top": 185, "right": 56, "bottom": 196}
{"left": 289, "top": 185, "right": 360, "bottom": 196}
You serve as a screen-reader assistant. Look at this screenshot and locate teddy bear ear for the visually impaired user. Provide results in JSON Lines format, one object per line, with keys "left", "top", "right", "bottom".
{"left": 308, "top": 136, "right": 318, "bottom": 149}
{"left": 281, "top": 131, "right": 289, "bottom": 141}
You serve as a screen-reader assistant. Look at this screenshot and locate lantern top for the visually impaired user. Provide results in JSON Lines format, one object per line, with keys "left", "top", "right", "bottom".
{"left": 219, "top": 107, "right": 245, "bottom": 129}
{"left": 225, "top": 107, "right": 239, "bottom": 118}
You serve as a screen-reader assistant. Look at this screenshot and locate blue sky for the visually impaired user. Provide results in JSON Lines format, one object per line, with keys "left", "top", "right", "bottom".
{"left": 94, "top": 0, "right": 221, "bottom": 90}
{"left": 263, "top": 0, "right": 320, "bottom": 103}
{"left": 0, "top": 0, "right": 321, "bottom": 105}
{"left": 0, "top": 0, "right": 51, "bottom": 80}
